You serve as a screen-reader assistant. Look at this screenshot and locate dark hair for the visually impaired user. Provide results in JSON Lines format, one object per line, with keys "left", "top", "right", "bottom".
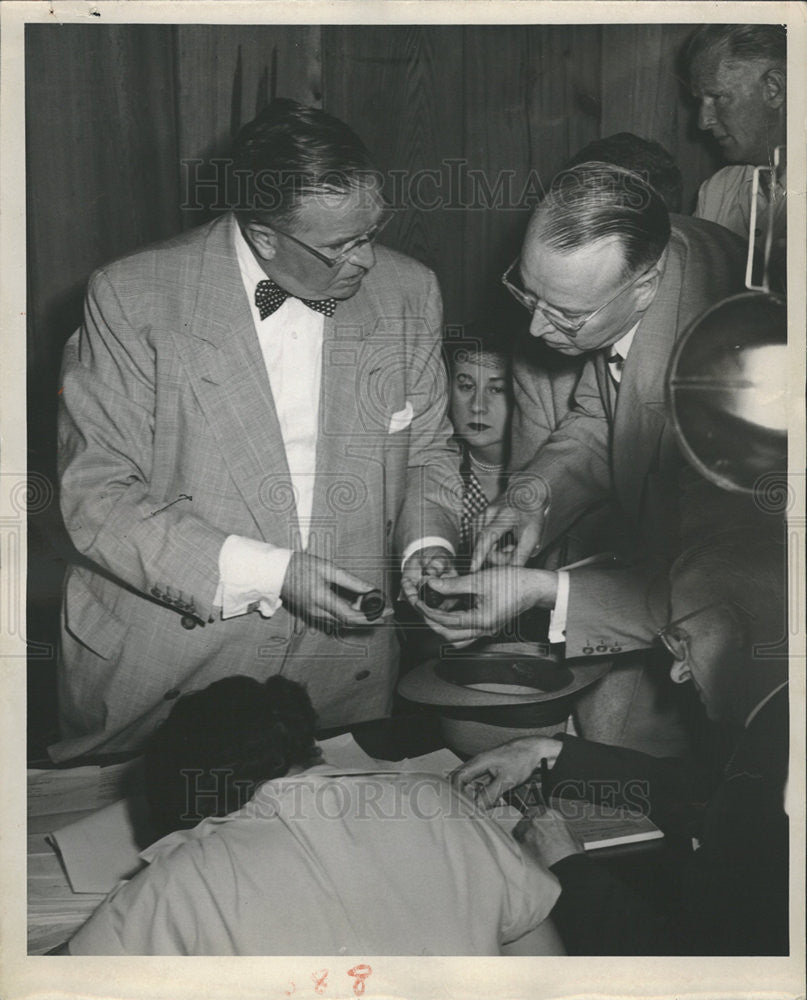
{"left": 565, "top": 133, "right": 683, "bottom": 214}
{"left": 673, "top": 527, "right": 785, "bottom": 640}
{"left": 443, "top": 320, "right": 515, "bottom": 374}
{"left": 144, "top": 675, "right": 318, "bottom": 838}
{"left": 536, "top": 162, "right": 671, "bottom": 278}
{"left": 230, "top": 98, "right": 377, "bottom": 226}
{"left": 684, "top": 23, "right": 786, "bottom": 74}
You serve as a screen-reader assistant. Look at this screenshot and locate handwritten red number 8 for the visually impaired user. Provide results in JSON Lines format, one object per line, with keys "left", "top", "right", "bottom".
{"left": 347, "top": 965, "right": 372, "bottom": 996}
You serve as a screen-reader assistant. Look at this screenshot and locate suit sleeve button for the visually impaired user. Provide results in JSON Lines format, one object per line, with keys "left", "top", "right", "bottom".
{"left": 595, "top": 644, "right": 607, "bottom": 652}
{"left": 354, "top": 670, "right": 371, "bottom": 681}
{"left": 582, "top": 646, "right": 594, "bottom": 654}
{"left": 609, "top": 646, "right": 622, "bottom": 653}
{"left": 150, "top": 586, "right": 162, "bottom": 599}
{"left": 164, "top": 688, "right": 181, "bottom": 700}
{"left": 180, "top": 615, "right": 197, "bottom": 630}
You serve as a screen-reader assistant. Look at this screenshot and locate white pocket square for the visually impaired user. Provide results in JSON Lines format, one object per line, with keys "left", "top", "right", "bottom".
{"left": 388, "top": 401, "right": 414, "bottom": 434}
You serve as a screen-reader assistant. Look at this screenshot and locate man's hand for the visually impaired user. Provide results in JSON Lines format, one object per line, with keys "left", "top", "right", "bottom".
{"left": 400, "top": 545, "right": 458, "bottom": 606}
{"left": 452, "top": 735, "right": 563, "bottom": 809}
{"left": 280, "top": 552, "right": 383, "bottom": 628}
{"left": 513, "top": 807, "right": 585, "bottom": 868}
{"left": 470, "top": 475, "right": 549, "bottom": 571}
{"left": 412, "top": 567, "right": 559, "bottom": 644}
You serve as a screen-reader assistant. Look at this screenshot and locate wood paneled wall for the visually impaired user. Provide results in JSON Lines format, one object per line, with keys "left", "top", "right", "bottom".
{"left": 174, "top": 25, "right": 322, "bottom": 229}
{"left": 26, "top": 22, "right": 721, "bottom": 463}
{"left": 25, "top": 23, "right": 323, "bottom": 467}
{"left": 323, "top": 23, "right": 719, "bottom": 324}
{"left": 26, "top": 24, "right": 181, "bottom": 464}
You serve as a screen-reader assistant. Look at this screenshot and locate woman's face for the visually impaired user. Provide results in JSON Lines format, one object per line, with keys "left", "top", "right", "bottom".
{"left": 449, "top": 351, "right": 510, "bottom": 452}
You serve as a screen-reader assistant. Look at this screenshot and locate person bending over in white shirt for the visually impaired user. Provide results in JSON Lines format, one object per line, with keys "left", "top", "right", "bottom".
{"left": 67, "top": 675, "right": 564, "bottom": 956}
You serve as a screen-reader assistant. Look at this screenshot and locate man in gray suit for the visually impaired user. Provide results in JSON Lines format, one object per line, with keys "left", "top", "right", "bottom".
{"left": 417, "top": 163, "right": 747, "bottom": 755}
{"left": 54, "top": 100, "right": 462, "bottom": 761}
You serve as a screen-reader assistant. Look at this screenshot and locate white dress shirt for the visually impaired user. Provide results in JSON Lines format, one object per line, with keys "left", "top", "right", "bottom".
{"left": 548, "top": 322, "right": 639, "bottom": 643}
{"left": 214, "top": 225, "right": 325, "bottom": 619}
{"left": 695, "top": 164, "right": 787, "bottom": 245}
{"left": 215, "top": 223, "right": 451, "bottom": 619}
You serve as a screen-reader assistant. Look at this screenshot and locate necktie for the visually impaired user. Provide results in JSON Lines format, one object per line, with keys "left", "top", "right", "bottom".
{"left": 606, "top": 351, "right": 625, "bottom": 385}
{"left": 255, "top": 278, "right": 338, "bottom": 320}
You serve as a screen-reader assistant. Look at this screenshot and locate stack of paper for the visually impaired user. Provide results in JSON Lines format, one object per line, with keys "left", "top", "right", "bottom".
{"left": 28, "top": 757, "right": 144, "bottom": 829}
{"left": 27, "top": 758, "right": 144, "bottom": 954}
{"left": 28, "top": 829, "right": 109, "bottom": 954}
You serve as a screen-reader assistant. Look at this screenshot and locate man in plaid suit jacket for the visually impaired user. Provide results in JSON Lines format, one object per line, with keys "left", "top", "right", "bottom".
{"left": 53, "top": 101, "right": 462, "bottom": 761}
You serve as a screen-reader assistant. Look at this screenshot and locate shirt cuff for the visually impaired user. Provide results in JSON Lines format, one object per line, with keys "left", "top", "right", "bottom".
{"left": 215, "top": 535, "right": 293, "bottom": 619}
{"left": 400, "top": 537, "right": 455, "bottom": 571}
{"left": 547, "top": 569, "right": 570, "bottom": 644}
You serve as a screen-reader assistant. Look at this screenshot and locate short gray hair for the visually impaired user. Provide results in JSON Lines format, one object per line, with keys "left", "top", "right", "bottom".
{"left": 684, "top": 23, "right": 786, "bottom": 73}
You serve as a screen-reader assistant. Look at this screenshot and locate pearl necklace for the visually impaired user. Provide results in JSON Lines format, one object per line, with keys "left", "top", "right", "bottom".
{"left": 469, "top": 452, "right": 505, "bottom": 474}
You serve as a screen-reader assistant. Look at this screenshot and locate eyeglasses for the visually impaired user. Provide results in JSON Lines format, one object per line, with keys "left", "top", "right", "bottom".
{"left": 501, "top": 258, "right": 647, "bottom": 336}
{"left": 657, "top": 600, "right": 755, "bottom": 660}
{"left": 268, "top": 210, "right": 393, "bottom": 268}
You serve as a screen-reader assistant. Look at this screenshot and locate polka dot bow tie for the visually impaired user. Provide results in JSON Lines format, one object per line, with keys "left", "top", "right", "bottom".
{"left": 255, "top": 278, "right": 338, "bottom": 320}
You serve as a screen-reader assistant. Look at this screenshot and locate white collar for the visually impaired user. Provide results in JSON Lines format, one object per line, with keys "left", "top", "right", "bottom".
{"left": 233, "top": 219, "right": 273, "bottom": 291}
{"left": 609, "top": 320, "right": 641, "bottom": 361}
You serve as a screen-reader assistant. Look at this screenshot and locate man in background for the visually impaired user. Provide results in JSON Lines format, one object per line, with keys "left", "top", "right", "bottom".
{"left": 686, "top": 23, "right": 786, "bottom": 272}
{"left": 55, "top": 99, "right": 462, "bottom": 761}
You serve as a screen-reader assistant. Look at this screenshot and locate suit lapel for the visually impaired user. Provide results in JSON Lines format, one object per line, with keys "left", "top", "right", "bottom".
{"left": 612, "top": 257, "right": 683, "bottom": 523}
{"left": 172, "top": 214, "right": 301, "bottom": 548}
{"left": 309, "top": 278, "right": 383, "bottom": 546}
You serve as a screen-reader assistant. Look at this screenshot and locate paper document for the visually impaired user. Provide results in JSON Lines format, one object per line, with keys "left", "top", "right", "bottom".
{"left": 317, "top": 734, "right": 462, "bottom": 775}
{"left": 47, "top": 796, "right": 152, "bottom": 893}
{"left": 317, "top": 732, "right": 391, "bottom": 770}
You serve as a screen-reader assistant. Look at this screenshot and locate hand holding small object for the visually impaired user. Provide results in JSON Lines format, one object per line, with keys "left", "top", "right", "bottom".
{"left": 411, "top": 567, "right": 559, "bottom": 644}
{"left": 400, "top": 545, "right": 459, "bottom": 609}
{"left": 281, "top": 553, "right": 384, "bottom": 627}
{"left": 452, "top": 735, "right": 563, "bottom": 810}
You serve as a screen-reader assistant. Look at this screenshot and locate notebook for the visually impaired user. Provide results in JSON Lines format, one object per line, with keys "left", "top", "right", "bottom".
{"left": 496, "top": 780, "right": 664, "bottom": 851}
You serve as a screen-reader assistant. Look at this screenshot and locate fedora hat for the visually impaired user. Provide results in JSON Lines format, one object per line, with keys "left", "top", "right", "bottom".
{"left": 398, "top": 641, "right": 611, "bottom": 712}
{"left": 398, "top": 641, "right": 612, "bottom": 757}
